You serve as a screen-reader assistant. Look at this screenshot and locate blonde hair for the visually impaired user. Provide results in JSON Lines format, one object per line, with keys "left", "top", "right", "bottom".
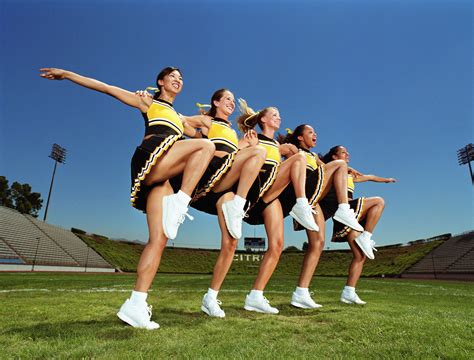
{"left": 236, "top": 98, "right": 275, "bottom": 133}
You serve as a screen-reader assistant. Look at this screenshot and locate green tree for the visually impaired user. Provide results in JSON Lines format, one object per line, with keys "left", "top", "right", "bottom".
{"left": 0, "top": 176, "right": 13, "bottom": 208}
{"left": 1, "top": 177, "right": 43, "bottom": 217}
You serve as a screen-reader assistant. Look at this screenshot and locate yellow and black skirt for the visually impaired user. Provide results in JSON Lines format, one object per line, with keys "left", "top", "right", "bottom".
{"left": 280, "top": 167, "right": 325, "bottom": 219}
{"left": 186, "top": 152, "right": 237, "bottom": 215}
{"left": 331, "top": 197, "right": 365, "bottom": 242}
{"left": 243, "top": 163, "right": 279, "bottom": 225}
{"left": 130, "top": 134, "right": 182, "bottom": 212}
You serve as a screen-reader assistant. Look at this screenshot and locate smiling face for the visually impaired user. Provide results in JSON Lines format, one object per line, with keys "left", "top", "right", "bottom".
{"left": 297, "top": 125, "right": 317, "bottom": 149}
{"left": 158, "top": 69, "right": 183, "bottom": 95}
{"left": 260, "top": 107, "right": 281, "bottom": 130}
{"left": 214, "top": 90, "right": 235, "bottom": 118}
{"left": 333, "top": 146, "right": 350, "bottom": 163}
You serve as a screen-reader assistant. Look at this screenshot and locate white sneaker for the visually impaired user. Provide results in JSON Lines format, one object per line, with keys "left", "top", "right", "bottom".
{"left": 370, "top": 240, "right": 378, "bottom": 253}
{"left": 289, "top": 203, "right": 319, "bottom": 232}
{"left": 333, "top": 207, "right": 363, "bottom": 232}
{"left": 244, "top": 295, "right": 279, "bottom": 314}
{"left": 355, "top": 233, "right": 375, "bottom": 260}
{"left": 162, "top": 194, "right": 194, "bottom": 240}
{"left": 340, "top": 291, "right": 366, "bottom": 305}
{"left": 201, "top": 294, "right": 225, "bottom": 318}
{"left": 222, "top": 199, "right": 245, "bottom": 239}
{"left": 291, "top": 291, "right": 322, "bottom": 309}
{"left": 117, "top": 299, "right": 160, "bottom": 330}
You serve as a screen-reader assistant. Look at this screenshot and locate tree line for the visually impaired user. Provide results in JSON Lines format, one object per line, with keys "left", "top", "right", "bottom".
{"left": 0, "top": 176, "right": 43, "bottom": 217}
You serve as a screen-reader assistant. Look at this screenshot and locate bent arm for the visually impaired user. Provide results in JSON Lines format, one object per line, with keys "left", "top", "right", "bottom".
{"left": 39, "top": 68, "right": 150, "bottom": 112}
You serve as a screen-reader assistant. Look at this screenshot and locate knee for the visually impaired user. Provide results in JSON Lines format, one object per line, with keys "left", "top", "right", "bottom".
{"left": 252, "top": 146, "right": 267, "bottom": 163}
{"left": 201, "top": 139, "right": 215, "bottom": 154}
{"left": 335, "top": 159, "right": 347, "bottom": 169}
{"left": 267, "top": 238, "right": 284, "bottom": 256}
{"left": 373, "top": 196, "right": 385, "bottom": 209}
{"left": 308, "top": 238, "right": 324, "bottom": 253}
{"left": 292, "top": 152, "right": 306, "bottom": 166}
{"left": 222, "top": 239, "right": 238, "bottom": 254}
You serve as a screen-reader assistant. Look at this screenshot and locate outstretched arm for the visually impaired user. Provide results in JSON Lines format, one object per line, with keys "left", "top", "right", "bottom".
{"left": 39, "top": 68, "right": 150, "bottom": 112}
{"left": 354, "top": 174, "right": 397, "bottom": 183}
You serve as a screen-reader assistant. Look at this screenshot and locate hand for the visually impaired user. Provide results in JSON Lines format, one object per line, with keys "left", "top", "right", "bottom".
{"left": 39, "top": 68, "right": 67, "bottom": 80}
{"left": 280, "top": 143, "right": 298, "bottom": 156}
{"left": 348, "top": 167, "right": 363, "bottom": 178}
{"left": 244, "top": 130, "right": 258, "bottom": 146}
{"left": 385, "top": 178, "right": 397, "bottom": 183}
{"left": 135, "top": 90, "right": 152, "bottom": 98}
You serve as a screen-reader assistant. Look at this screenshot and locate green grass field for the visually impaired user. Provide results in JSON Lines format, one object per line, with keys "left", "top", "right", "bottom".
{"left": 1, "top": 273, "right": 472, "bottom": 359}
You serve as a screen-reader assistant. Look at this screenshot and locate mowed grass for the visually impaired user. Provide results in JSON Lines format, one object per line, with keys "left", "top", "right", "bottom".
{"left": 0, "top": 273, "right": 472, "bottom": 359}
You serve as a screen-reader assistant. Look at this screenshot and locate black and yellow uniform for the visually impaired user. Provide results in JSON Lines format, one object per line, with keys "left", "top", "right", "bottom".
{"left": 279, "top": 148, "right": 325, "bottom": 218}
{"left": 188, "top": 118, "right": 239, "bottom": 215}
{"left": 244, "top": 134, "right": 281, "bottom": 225}
{"left": 319, "top": 174, "right": 365, "bottom": 242}
{"left": 130, "top": 99, "right": 184, "bottom": 212}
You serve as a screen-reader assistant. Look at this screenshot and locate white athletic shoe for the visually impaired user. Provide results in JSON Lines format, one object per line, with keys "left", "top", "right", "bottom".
{"left": 117, "top": 299, "right": 160, "bottom": 330}
{"left": 162, "top": 194, "right": 193, "bottom": 240}
{"left": 201, "top": 294, "right": 225, "bottom": 318}
{"left": 244, "top": 295, "right": 279, "bottom": 314}
{"left": 355, "top": 233, "right": 375, "bottom": 260}
{"left": 289, "top": 203, "right": 319, "bottom": 232}
{"left": 291, "top": 291, "right": 322, "bottom": 309}
{"left": 340, "top": 291, "right": 366, "bottom": 305}
{"left": 371, "top": 240, "right": 378, "bottom": 253}
{"left": 333, "top": 207, "right": 363, "bottom": 232}
{"left": 222, "top": 199, "right": 246, "bottom": 239}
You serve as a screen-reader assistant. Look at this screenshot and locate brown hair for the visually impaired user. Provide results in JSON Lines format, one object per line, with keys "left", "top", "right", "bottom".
{"left": 206, "top": 89, "right": 232, "bottom": 118}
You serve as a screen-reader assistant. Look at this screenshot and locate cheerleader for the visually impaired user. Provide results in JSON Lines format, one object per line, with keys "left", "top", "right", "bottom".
{"left": 277, "top": 125, "right": 365, "bottom": 309}
{"left": 181, "top": 89, "right": 266, "bottom": 240}
{"left": 39, "top": 67, "right": 215, "bottom": 329}
{"left": 235, "top": 100, "right": 319, "bottom": 314}
{"left": 320, "top": 145, "right": 395, "bottom": 304}
{"left": 179, "top": 90, "right": 270, "bottom": 318}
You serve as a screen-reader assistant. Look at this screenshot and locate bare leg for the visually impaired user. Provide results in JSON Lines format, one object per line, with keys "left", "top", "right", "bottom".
{"left": 252, "top": 200, "right": 284, "bottom": 290}
{"left": 209, "top": 192, "right": 239, "bottom": 290}
{"left": 134, "top": 182, "right": 173, "bottom": 292}
{"left": 297, "top": 204, "right": 326, "bottom": 288}
{"left": 144, "top": 139, "right": 215, "bottom": 195}
{"left": 262, "top": 152, "right": 306, "bottom": 203}
{"left": 359, "top": 197, "right": 385, "bottom": 232}
{"left": 346, "top": 231, "right": 366, "bottom": 287}
{"left": 319, "top": 160, "right": 349, "bottom": 203}
{"left": 212, "top": 146, "right": 267, "bottom": 197}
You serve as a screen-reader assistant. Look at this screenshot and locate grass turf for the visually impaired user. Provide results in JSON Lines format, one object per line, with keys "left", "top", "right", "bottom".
{"left": 1, "top": 273, "right": 472, "bottom": 359}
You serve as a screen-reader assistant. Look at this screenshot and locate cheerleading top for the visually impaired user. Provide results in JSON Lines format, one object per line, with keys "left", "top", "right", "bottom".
{"left": 347, "top": 174, "right": 355, "bottom": 198}
{"left": 300, "top": 147, "right": 319, "bottom": 172}
{"left": 142, "top": 99, "right": 184, "bottom": 137}
{"left": 206, "top": 118, "right": 239, "bottom": 153}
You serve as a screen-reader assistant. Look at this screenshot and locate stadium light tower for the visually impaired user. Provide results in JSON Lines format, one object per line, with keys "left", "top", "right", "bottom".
{"left": 456, "top": 143, "right": 474, "bottom": 185}
{"left": 43, "top": 143, "right": 67, "bottom": 221}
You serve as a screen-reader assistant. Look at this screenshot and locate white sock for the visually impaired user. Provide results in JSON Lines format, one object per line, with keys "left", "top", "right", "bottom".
{"left": 249, "top": 289, "right": 263, "bottom": 299}
{"left": 296, "top": 198, "right": 309, "bottom": 206}
{"left": 207, "top": 288, "right": 219, "bottom": 299}
{"left": 233, "top": 195, "right": 246, "bottom": 210}
{"left": 295, "top": 286, "right": 309, "bottom": 296}
{"left": 363, "top": 231, "right": 372, "bottom": 239}
{"left": 338, "top": 203, "right": 350, "bottom": 210}
{"left": 130, "top": 290, "right": 148, "bottom": 305}
{"left": 176, "top": 190, "right": 191, "bottom": 206}
{"left": 343, "top": 286, "right": 355, "bottom": 294}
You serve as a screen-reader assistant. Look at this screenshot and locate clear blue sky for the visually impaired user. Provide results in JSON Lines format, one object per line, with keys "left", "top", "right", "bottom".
{"left": 1, "top": 0, "right": 472, "bottom": 250}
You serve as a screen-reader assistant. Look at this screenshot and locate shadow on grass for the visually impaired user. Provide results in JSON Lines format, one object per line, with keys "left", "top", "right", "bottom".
{"left": 4, "top": 318, "right": 134, "bottom": 341}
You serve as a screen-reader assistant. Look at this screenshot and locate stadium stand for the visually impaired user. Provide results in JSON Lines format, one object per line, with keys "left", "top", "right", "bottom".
{"left": 402, "top": 231, "right": 474, "bottom": 280}
{"left": 0, "top": 206, "right": 114, "bottom": 272}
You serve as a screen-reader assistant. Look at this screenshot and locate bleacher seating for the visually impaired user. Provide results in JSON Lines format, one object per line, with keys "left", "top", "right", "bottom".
{"left": 0, "top": 206, "right": 113, "bottom": 271}
{"left": 403, "top": 231, "right": 474, "bottom": 279}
